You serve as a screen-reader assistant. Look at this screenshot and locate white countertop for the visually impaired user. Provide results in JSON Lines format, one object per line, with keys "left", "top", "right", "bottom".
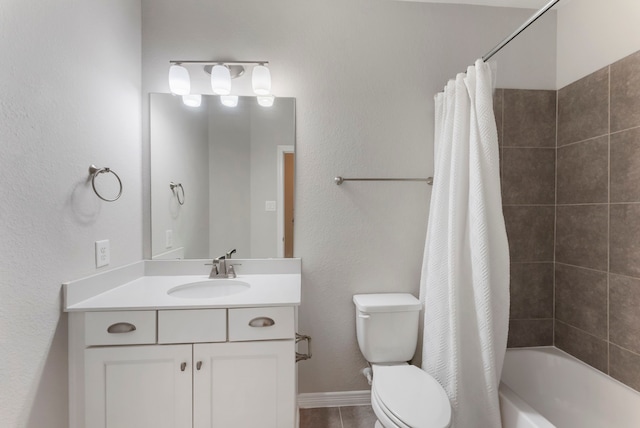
{"left": 63, "top": 259, "right": 301, "bottom": 312}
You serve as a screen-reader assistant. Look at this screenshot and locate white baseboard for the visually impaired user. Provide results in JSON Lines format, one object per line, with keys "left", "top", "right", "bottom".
{"left": 298, "top": 390, "right": 371, "bottom": 408}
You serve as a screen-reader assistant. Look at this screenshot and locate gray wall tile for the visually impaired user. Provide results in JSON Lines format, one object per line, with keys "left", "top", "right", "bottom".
{"left": 556, "top": 205, "right": 608, "bottom": 270}
{"left": 610, "top": 274, "right": 640, "bottom": 354}
{"left": 509, "top": 263, "right": 554, "bottom": 319}
{"left": 610, "top": 204, "right": 640, "bottom": 278}
{"left": 503, "top": 206, "right": 555, "bottom": 262}
{"left": 555, "top": 263, "right": 608, "bottom": 339}
{"left": 555, "top": 321, "right": 608, "bottom": 373}
{"left": 611, "top": 50, "right": 640, "bottom": 132}
{"left": 609, "top": 344, "right": 640, "bottom": 391}
{"left": 502, "top": 148, "right": 556, "bottom": 205}
{"left": 558, "top": 67, "right": 609, "bottom": 146}
{"left": 611, "top": 128, "right": 640, "bottom": 203}
{"left": 507, "top": 319, "right": 553, "bottom": 348}
{"left": 557, "top": 137, "right": 609, "bottom": 204}
{"left": 503, "top": 89, "right": 556, "bottom": 148}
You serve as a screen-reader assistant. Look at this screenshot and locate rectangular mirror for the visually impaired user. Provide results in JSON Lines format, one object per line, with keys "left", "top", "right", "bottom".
{"left": 150, "top": 94, "right": 295, "bottom": 260}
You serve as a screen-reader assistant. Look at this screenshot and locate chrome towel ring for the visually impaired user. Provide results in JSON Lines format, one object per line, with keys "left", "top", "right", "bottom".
{"left": 170, "top": 182, "right": 185, "bottom": 205}
{"left": 89, "top": 165, "right": 123, "bottom": 202}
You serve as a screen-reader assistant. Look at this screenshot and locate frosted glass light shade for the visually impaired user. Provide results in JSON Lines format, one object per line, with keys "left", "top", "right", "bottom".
{"left": 182, "top": 94, "right": 201, "bottom": 107}
{"left": 168, "top": 65, "right": 190, "bottom": 95}
{"left": 211, "top": 65, "right": 231, "bottom": 95}
{"left": 257, "top": 95, "right": 275, "bottom": 107}
{"left": 220, "top": 95, "right": 238, "bottom": 107}
{"left": 252, "top": 65, "right": 271, "bottom": 95}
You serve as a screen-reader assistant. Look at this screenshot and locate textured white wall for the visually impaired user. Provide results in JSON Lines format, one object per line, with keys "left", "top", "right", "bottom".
{"left": 150, "top": 94, "right": 210, "bottom": 258}
{"left": 141, "top": 0, "right": 555, "bottom": 393}
{"left": 0, "top": 1, "right": 141, "bottom": 426}
{"left": 557, "top": 0, "right": 640, "bottom": 88}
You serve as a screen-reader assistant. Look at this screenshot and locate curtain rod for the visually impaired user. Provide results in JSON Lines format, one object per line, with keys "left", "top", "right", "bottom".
{"left": 482, "top": 0, "right": 561, "bottom": 62}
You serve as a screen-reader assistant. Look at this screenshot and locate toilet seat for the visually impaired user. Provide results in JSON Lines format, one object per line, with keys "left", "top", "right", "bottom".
{"left": 371, "top": 365, "right": 451, "bottom": 428}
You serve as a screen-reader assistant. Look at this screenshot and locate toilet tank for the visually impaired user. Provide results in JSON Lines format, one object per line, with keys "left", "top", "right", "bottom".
{"left": 353, "top": 293, "right": 422, "bottom": 364}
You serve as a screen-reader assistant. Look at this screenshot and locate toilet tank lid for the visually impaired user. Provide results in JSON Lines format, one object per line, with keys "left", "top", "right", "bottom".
{"left": 353, "top": 293, "right": 422, "bottom": 313}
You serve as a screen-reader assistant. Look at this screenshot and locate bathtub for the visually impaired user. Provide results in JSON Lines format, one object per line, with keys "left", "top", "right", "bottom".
{"left": 499, "top": 347, "right": 640, "bottom": 428}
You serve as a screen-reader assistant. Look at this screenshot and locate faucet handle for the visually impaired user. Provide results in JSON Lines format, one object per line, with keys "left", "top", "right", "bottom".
{"left": 226, "top": 249, "right": 237, "bottom": 259}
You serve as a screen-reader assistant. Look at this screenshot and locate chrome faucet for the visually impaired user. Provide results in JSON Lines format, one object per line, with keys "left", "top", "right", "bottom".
{"left": 209, "top": 249, "right": 237, "bottom": 278}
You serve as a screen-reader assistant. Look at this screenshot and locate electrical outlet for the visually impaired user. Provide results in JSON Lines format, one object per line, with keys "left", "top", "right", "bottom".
{"left": 95, "top": 240, "right": 110, "bottom": 268}
{"left": 265, "top": 201, "right": 276, "bottom": 211}
{"left": 166, "top": 230, "right": 173, "bottom": 248}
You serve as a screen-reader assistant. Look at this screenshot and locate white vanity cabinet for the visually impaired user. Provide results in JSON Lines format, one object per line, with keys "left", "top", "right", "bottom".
{"left": 85, "top": 344, "right": 193, "bottom": 428}
{"left": 70, "top": 307, "right": 297, "bottom": 428}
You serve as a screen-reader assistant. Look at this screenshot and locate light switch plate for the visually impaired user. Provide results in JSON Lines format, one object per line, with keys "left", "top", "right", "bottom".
{"left": 95, "top": 240, "right": 110, "bottom": 268}
{"left": 166, "top": 230, "right": 173, "bottom": 248}
{"left": 265, "top": 201, "right": 276, "bottom": 211}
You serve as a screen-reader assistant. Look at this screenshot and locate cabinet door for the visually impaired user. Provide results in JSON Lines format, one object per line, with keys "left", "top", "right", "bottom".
{"left": 85, "top": 345, "right": 192, "bottom": 428}
{"left": 193, "top": 340, "right": 295, "bottom": 428}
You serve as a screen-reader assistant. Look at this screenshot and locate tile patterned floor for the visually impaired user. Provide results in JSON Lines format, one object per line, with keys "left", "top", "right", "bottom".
{"left": 300, "top": 406, "right": 378, "bottom": 428}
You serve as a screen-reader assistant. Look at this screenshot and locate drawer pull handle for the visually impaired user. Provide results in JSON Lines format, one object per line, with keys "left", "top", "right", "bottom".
{"left": 196, "top": 361, "right": 202, "bottom": 371}
{"left": 180, "top": 362, "right": 187, "bottom": 372}
{"left": 107, "top": 322, "right": 137, "bottom": 334}
{"left": 248, "top": 317, "right": 275, "bottom": 327}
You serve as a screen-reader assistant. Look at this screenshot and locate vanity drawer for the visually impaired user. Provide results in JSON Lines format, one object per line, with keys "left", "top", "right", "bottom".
{"left": 228, "top": 307, "right": 295, "bottom": 341}
{"left": 158, "top": 309, "right": 226, "bottom": 343}
{"left": 85, "top": 311, "right": 156, "bottom": 346}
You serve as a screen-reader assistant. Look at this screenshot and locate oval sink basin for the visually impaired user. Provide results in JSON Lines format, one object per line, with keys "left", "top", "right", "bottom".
{"left": 167, "top": 279, "right": 250, "bottom": 299}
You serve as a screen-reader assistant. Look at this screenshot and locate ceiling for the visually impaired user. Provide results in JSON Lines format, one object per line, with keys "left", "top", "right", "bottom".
{"left": 397, "top": 0, "right": 564, "bottom": 9}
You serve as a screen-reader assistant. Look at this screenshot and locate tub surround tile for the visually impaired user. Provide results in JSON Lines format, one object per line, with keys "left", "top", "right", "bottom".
{"left": 299, "top": 407, "right": 342, "bottom": 428}
{"left": 610, "top": 128, "right": 640, "bottom": 203}
{"left": 555, "top": 321, "right": 608, "bottom": 373}
{"left": 339, "top": 406, "right": 378, "bottom": 428}
{"left": 556, "top": 137, "right": 609, "bottom": 204}
{"left": 610, "top": 204, "right": 640, "bottom": 278}
{"left": 503, "top": 89, "right": 556, "bottom": 148}
{"left": 611, "top": 50, "right": 640, "bottom": 133}
{"left": 610, "top": 274, "right": 640, "bottom": 354}
{"left": 503, "top": 206, "right": 555, "bottom": 262}
{"left": 558, "top": 67, "right": 609, "bottom": 147}
{"left": 502, "top": 148, "right": 556, "bottom": 205}
{"left": 555, "top": 264, "right": 608, "bottom": 339}
{"left": 555, "top": 205, "right": 608, "bottom": 271}
{"left": 507, "top": 319, "right": 553, "bottom": 348}
{"left": 509, "top": 263, "right": 553, "bottom": 319}
{"left": 609, "top": 344, "right": 640, "bottom": 392}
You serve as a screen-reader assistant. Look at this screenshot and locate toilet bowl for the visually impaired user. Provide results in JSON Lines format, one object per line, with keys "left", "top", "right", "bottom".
{"left": 371, "top": 364, "right": 451, "bottom": 428}
{"left": 353, "top": 293, "right": 451, "bottom": 428}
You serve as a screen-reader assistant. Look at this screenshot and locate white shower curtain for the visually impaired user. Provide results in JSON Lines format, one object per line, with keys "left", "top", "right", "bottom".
{"left": 420, "top": 59, "right": 510, "bottom": 428}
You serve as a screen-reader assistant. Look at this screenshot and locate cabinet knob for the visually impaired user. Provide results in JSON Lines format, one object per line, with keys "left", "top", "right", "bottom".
{"left": 107, "top": 322, "right": 137, "bottom": 334}
{"left": 180, "top": 362, "right": 187, "bottom": 372}
{"left": 248, "top": 317, "right": 275, "bottom": 327}
{"left": 196, "top": 361, "right": 202, "bottom": 371}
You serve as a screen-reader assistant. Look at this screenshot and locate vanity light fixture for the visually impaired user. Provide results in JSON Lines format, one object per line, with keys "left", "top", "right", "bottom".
{"left": 182, "top": 94, "right": 202, "bottom": 107}
{"left": 220, "top": 95, "right": 239, "bottom": 107}
{"left": 257, "top": 95, "right": 275, "bottom": 107}
{"left": 252, "top": 64, "right": 271, "bottom": 95}
{"left": 168, "top": 60, "right": 272, "bottom": 101}
{"left": 168, "top": 64, "right": 190, "bottom": 95}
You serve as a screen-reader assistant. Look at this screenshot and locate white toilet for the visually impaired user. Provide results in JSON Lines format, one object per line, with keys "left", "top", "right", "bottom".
{"left": 353, "top": 293, "right": 452, "bottom": 428}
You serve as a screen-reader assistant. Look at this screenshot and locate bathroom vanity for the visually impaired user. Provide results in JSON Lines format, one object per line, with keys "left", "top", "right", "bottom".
{"left": 64, "top": 259, "right": 302, "bottom": 428}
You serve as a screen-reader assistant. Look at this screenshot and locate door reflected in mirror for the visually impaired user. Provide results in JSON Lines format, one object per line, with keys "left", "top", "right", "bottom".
{"left": 150, "top": 94, "right": 295, "bottom": 260}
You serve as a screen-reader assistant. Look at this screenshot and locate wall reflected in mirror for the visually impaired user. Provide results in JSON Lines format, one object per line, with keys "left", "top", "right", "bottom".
{"left": 150, "top": 94, "right": 295, "bottom": 260}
